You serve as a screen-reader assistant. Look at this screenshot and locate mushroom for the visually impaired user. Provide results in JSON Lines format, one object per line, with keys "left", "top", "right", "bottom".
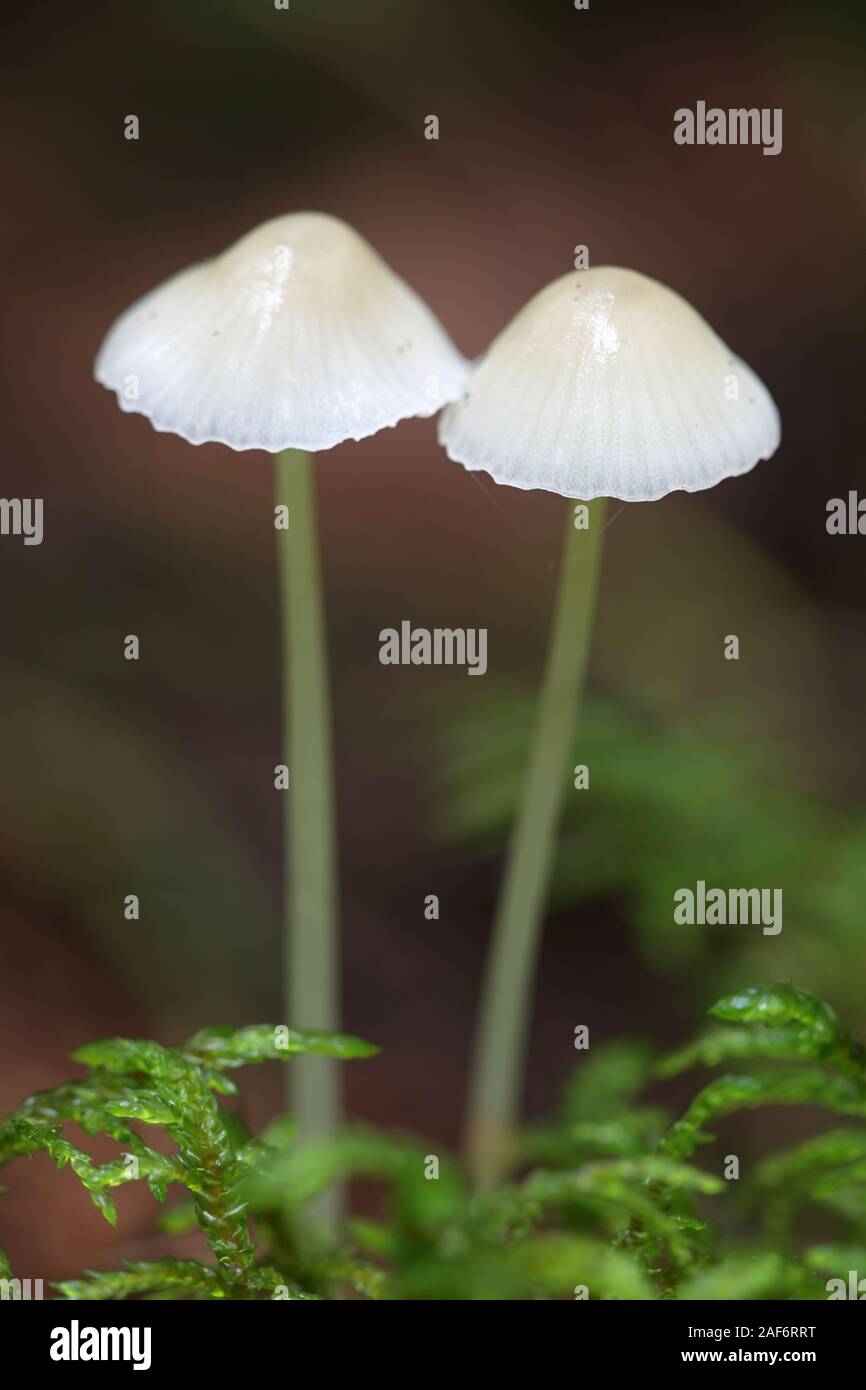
{"left": 95, "top": 210, "right": 468, "bottom": 452}
{"left": 443, "top": 267, "right": 781, "bottom": 1187}
{"left": 95, "top": 212, "right": 469, "bottom": 1225}
{"left": 439, "top": 265, "right": 780, "bottom": 502}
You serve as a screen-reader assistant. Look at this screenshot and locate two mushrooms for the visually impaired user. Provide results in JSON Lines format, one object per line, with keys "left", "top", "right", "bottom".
{"left": 95, "top": 212, "right": 781, "bottom": 1194}
{"left": 95, "top": 210, "right": 779, "bottom": 496}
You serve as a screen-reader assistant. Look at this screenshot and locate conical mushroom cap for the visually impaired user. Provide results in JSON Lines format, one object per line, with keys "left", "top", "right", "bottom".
{"left": 95, "top": 212, "right": 469, "bottom": 452}
{"left": 439, "top": 267, "right": 780, "bottom": 501}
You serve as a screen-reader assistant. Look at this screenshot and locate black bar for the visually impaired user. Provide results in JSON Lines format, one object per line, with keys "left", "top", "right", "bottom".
{"left": 4, "top": 1296, "right": 860, "bottom": 1375}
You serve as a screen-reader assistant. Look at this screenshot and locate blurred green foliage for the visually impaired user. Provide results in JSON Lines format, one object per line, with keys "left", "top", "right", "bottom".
{"left": 429, "top": 689, "right": 866, "bottom": 1018}
{"left": 2, "top": 984, "right": 866, "bottom": 1299}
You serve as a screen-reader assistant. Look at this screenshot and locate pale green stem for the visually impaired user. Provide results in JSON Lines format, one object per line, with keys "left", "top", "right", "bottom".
{"left": 465, "top": 498, "right": 608, "bottom": 1188}
{"left": 276, "top": 449, "right": 340, "bottom": 1233}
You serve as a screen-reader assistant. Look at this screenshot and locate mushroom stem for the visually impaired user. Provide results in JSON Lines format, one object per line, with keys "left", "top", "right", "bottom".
{"left": 465, "top": 498, "right": 607, "bottom": 1188}
{"left": 276, "top": 448, "right": 341, "bottom": 1232}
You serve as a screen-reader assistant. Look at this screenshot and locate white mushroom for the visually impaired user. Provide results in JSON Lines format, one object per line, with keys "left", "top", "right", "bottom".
{"left": 95, "top": 213, "right": 469, "bottom": 1233}
{"left": 439, "top": 266, "right": 780, "bottom": 501}
{"left": 458, "top": 267, "right": 782, "bottom": 1191}
{"left": 95, "top": 210, "right": 468, "bottom": 452}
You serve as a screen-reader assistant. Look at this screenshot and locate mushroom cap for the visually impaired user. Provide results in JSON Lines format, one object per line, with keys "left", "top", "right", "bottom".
{"left": 95, "top": 212, "right": 469, "bottom": 453}
{"left": 438, "top": 266, "right": 781, "bottom": 501}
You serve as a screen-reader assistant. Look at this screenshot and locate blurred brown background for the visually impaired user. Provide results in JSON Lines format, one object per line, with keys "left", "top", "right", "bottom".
{"left": 1, "top": 0, "right": 864, "bottom": 1278}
